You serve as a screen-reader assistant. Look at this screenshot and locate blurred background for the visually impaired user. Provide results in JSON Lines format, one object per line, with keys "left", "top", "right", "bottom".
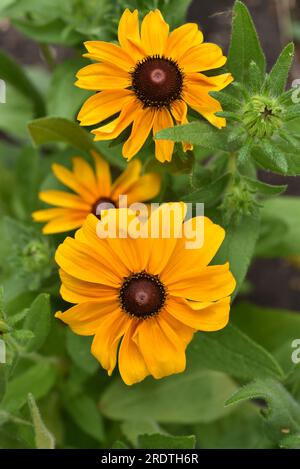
{"left": 0, "top": 0, "right": 300, "bottom": 311}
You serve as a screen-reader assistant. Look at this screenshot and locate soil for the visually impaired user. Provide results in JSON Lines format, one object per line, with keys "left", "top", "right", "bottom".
{"left": 0, "top": 0, "right": 299, "bottom": 311}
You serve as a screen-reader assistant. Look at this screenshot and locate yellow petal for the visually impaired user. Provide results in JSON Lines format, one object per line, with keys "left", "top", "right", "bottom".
{"left": 186, "top": 72, "right": 233, "bottom": 90}
{"left": 59, "top": 269, "right": 117, "bottom": 304}
{"left": 72, "top": 157, "right": 98, "bottom": 197}
{"left": 91, "top": 309, "right": 130, "bottom": 375}
{"left": 180, "top": 43, "right": 227, "bottom": 72}
{"left": 118, "top": 321, "right": 150, "bottom": 385}
{"left": 55, "top": 299, "right": 119, "bottom": 335}
{"left": 83, "top": 41, "right": 134, "bottom": 70}
{"left": 118, "top": 9, "right": 144, "bottom": 61}
{"left": 42, "top": 212, "right": 87, "bottom": 234}
{"left": 78, "top": 89, "right": 134, "bottom": 126}
{"left": 122, "top": 107, "right": 155, "bottom": 161}
{"left": 74, "top": 214, "right": 130, "bottom": 278}
{"left": 76, "top": 62, "right": 130, "bottom": 90}
{"left": 165, "top": 23, "right": 203, "bottom": 60}
{"left": 160, "top": 309, "right": 194, "bottom": 346}
{"left": 141, "top": 9, "right": 169, "bottom": 56}
{"left": 52, "top": 163, "right": 95, "bottom": 203}
{"left": 162, "top": 216, "right": 225, "bottom": 281}
{"left": 39, "top": 190, "right": 91, "bottom": 210}
{"left": 183, "top": 87, "right": 226, "bottom": 128}
{"left": 145, "top": 202, "right": 187, "bottom": 275}
{"left": 153, "top": 109, "right": 174, "bottom": 163}
{"left": 126, "top": 173, "right": 161, "bottom": 205}
{"left": 166, "top": 296, "right": 230, "bottom": 331}
{"left": 32, "top": 207, "right": 70, "bottom": 222}
{"left": 135, "top": 315, "right": 186, "bottom": 379}
{"left": 167, "top": 263, "right": 236, "bottom": 302}
{"left": 55, "top": 237, "right": 122, "bottom": 286}
{"left": 92, "top": 99, "right": 137, "bottom": 141}
{"left": 91, "top": 150, "right": 111, "bottom": 197}
{"left": 111, "top": 159, "right": 142, "bottom": 199}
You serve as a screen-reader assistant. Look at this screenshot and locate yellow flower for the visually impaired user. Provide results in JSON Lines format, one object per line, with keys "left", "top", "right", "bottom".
{"left": 55, "top": 203, "right": 236, "bottom": 385}
{"left": 32, "top": 151, "right": 161, "bottom": 234}
{"left": 76, "top": 9, "right": 233, "bottom": 163}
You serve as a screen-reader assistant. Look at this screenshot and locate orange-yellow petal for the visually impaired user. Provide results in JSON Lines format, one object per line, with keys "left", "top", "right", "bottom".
{"left": 91, "top": 309, "right": 130, "bottom": 375}
{"left": 32, "top": 207, "right": 71, "bottom": 222}
{"left": 55, "top": 299, "right": 119, "bottom": 335}
{"left": 153, "top": 108, "right": 174, "bottom": 163}
{"left": 166, "top": 263, "right": 236, "bottom": 302}
{"left": 92, "top": 99, "right": 137, "bottom": 141}
{"left": 42, "top": 212, "right": 87, "bottom": 234}
{"left": 52, "top": 163, "right": 96, "bottom": 203}
{"left": 83, "top": 41, "right": 134, "bottom": 70}
{"left": 166, "top": 296, "right": 230, "bottom": 331}
{"left": 126, "top": 173, "right": 161, "bottom": 205}
{"left": 122, "top": 107, "right": 156, "bottom": 161}
{"left": 118, "top": 321, "right": 149, "bottom": 385}
{"left": 78, "top": 89, "right": 134, "bottom": 126}
{"left": 91, "top": 150, "right": 111, "bottom": 197}
{"left": 141, "top": 9, "right": 169, "bottom": 56}
{"left": 72, "top": 157, "right": 98, "bottom": 197}
{"left": 38, "top": 190, "right": 91, "bottom": 210}
{"left": 135, "top": 315, "right": 186, "bottom": 379}
{"left": 165, "top": 23, "right": 203, "bottom": 61}
{"left": 183, "top": 87, "right": 226, "bottom": 128}
{"left": 118, "top": 9, "right": 144, "bottom": 61}
{"left": 179, "top": 43, "right": 227, "bottom": 72}
{"left": 76, "top": 62, "right": 130, "bottom": 90}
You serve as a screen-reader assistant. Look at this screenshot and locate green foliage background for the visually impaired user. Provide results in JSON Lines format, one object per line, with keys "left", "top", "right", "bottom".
{"left": 0, "top": 0, "right": 300, "bottom": 449}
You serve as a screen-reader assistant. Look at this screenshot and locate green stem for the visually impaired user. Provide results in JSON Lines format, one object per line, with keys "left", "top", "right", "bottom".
{"left": 39, "top": 44, "right": 56, "bottom": 71}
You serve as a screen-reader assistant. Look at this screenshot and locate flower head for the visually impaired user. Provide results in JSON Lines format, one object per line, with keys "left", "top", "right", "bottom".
{"left": 76, "top": 9, "right": 233, "bottom": 163}
{"left": 55, "top": 204, "right": 236, "bottom": 385}
{"left": 32, "top": 151, "right": 161, "bottom": 234}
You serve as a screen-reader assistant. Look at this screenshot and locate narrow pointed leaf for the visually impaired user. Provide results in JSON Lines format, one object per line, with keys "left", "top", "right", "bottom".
{"left": 269, "top": 43, "right": 295, "bottom": 96}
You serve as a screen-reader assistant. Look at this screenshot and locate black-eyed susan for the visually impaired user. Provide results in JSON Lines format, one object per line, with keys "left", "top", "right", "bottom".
{"left": 76, "top": 9, "right": 233, "bottom": 163}
{"left": 55, "top": 203, "right": 236, "bottom": 385}
{"left": 32, "top": 151, "right": 161, "bottom": 234}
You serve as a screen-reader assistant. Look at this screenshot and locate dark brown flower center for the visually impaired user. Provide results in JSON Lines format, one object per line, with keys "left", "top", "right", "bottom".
{"left": 92, "top": 197, "right": 116, "bottom": 218}
{"left": 119, "top": 271, "right": 167, "bottom": 319}
{"left": 131, "top": 55, "right": 184, "bottom": 109}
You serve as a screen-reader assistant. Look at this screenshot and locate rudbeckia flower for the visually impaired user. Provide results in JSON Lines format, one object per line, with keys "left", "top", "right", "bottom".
{"left": 76, "top": 9, "right": 233, "bottom": 163}
{"left": 32, "top": 151, "right": 161, "bottom": 234}
{"left": 55, "top": 203, "right": 236, "bottom": 385}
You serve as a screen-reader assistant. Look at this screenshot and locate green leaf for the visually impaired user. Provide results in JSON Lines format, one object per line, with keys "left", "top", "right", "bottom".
{"left": 183, "top": 173, "right": 231, "bottom": 207}
{"left": 0, "top": 365, "right": 6, "bottom": 402}
{"left": 100, "top": 370, "right": 237, "bottom": 424}
{"left": 0, "top": 50, "right": 45, "bottom": 117}
{"left": 64, "top": 395, "right": 104, "bottom": 442}
{"left": 121, "top": 420, "right": 162, "bottom": 448}
{"left": 226, "top": 379, "right": 300, "bottom": 444}
{"left": 280, "top": 433, "right": 300, "bottom": 449}
{"left": 1, "top": 362, "right": 57, "bottom": 412}
{"left": 28, "top": 393, "right": 55, "bottom": 449}
{"left": 268, "top": 43, "right": 295, "bottom": 96}
{"left": 255, "top": 142, "right": 288, "bottom": 175}
{"left": 12, "top": 18, "right": 82, "bottom": 45}
{"left": 155, "top": 121, "right": 231, "bottom": 152}
{"left": 23, "top": 294, "right": 51, "bottom": 352}
{"left": 138, "top": 433, "right": 196, "bottom": 449}
{"left": 188, "top": 324, "right": 284, "bottom": 382}
{"left": 28, "top": 117, "right": 97, "bottom": 154}
{"left": 66, "top": 329, "right": 98, "bottom": 375}
{"left": 47, "top": 59, "right": 90, "bottom": 120}
{"left": 227, "top": 1, "right": 266, "bottom": 82}
{"left": 258, "top": 197, "right": 300, "bottom": 256}
{"left": 233, "top": 302, "right": 300, "bottom": 354}
{"left": 111, "top": 440, "right": 129, "bottom": 449}
{"left": 213, "top": 213, "right": 260, "bottom": 293}
{"left": 243, "top": 176, "right": 287, "bottom": 196}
